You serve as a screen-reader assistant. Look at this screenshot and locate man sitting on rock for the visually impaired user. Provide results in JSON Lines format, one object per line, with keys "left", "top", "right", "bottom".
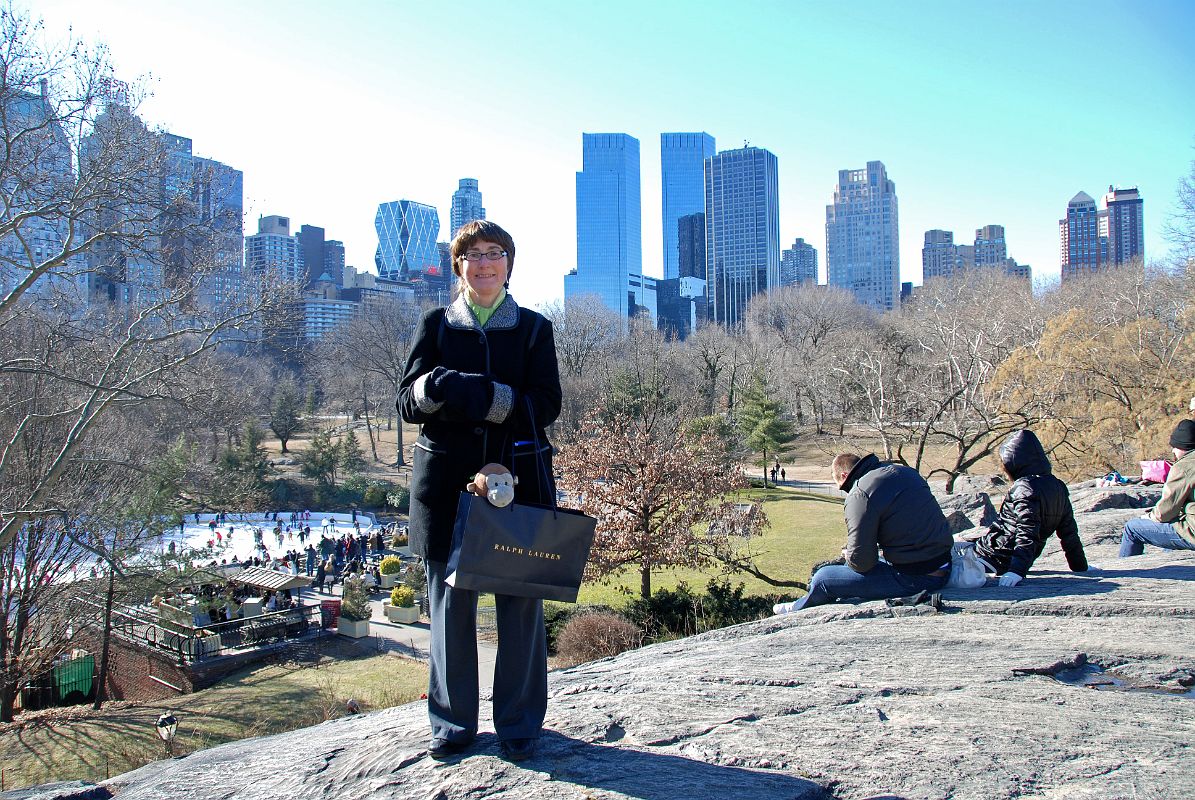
{"left": 968, "top": 429, "right": 1088, "bottom": 586}
{"left": 775, "top": 453, "right": 953, "bottom": 612}
{"left": 1120, "top": 419, "right": 1195, "bottom": 557}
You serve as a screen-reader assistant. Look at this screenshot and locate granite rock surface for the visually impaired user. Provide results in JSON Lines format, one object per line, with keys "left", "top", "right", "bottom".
{"left": 7, "top": 487, "right": 1193, "bottom": 800}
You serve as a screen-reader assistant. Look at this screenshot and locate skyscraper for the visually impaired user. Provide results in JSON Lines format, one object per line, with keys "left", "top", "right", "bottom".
{"left": 922, "top": 230, "right": 957, "bottom": 281}
{"left": 245, "top": 215, "right": 301, "bottom": 282}
{"left": 0, "top": 78, "right": 74, "bottom": 298}
{"left": 780, "top": 238, "right": 818, "bottom": 286}
{"left": 973, "top": 224, "right": 1007, "bottom": 266}
{"left": 450, "top": 178, "right": 485, "bottom": 237}
{"left": 660, "top": 132, "right": 715, "bottom": 280}
{"left": 826, "top": 161, "right": 899, "bottom": 311}
{"left": 297, "top": 224, "right": 327, "bottom": 286}
{"left": 1059, "top": 191, "right": 1106, "bottom": 280}
{"left": 375, "top": 200, "right": 441, "bottom": 284}
{"left": 565, "top": 133, "right": 642, "bottom": 318}
{"left": 677, "top": 212, "right": 706, "bottom": 280}
{"left": 704, "top": 146, "right": 780, "bottom": 326}
{"left": 324, "top": 239, "right": 346, "bottom": 283}
{"left": 1104, "top": 186, "right": 1144, "bottom": 266}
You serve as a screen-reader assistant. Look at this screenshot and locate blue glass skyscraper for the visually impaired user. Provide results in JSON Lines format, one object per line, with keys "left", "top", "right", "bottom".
{"left": 704, "top": 146, "right": 779, "bottom": 327}
{"left": 661, "top": 132, "right": 714, "bottom": 281}
{"left": 375, "top": 200, "right": 441, "bottom": 282}
{"left": 450, "top": 178, "right": 485, "bottom": 237}
{"left": 565, "top": 133, "right": 641, "bottom": 318}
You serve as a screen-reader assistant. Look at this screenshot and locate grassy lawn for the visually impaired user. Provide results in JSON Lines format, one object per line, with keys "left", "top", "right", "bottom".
{"left": 570, "top": 486, "right": 846, "bottom": 606}
{"left": 0, "top": 644, "right": 428, "bottom": 793}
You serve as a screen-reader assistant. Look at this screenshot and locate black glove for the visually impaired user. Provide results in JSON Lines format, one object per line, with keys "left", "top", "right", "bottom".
{"left": 429, "top": 368, "right": 492, "bottom": 420}
{"left": 423, "top": 366, "right": 450, "bottom": 403}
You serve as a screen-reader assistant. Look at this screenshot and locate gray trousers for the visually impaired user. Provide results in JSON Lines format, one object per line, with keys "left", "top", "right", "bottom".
{"left": 424, "top": 559, "right": 547, "bottom": 742}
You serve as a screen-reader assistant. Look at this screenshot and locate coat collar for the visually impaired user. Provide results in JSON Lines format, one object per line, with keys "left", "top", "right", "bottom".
{"left": 444, "top": 292, "right": 521, "bottom": 332}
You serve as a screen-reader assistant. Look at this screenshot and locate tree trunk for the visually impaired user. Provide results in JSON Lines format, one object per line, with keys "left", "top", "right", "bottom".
{"left": 640, "top": 564, "right": 652, "bottom": 600}
{"left": 362, "top": 384, "right": 380, "bottom": 462}
{"left": 0, "top": 623, "right": 14, "bottom": 722}
{"left": 93, "top": 569, "right": 117, "bottom": 710}
{"left": 394, "top": 403, "right": 406, "bottom": 468}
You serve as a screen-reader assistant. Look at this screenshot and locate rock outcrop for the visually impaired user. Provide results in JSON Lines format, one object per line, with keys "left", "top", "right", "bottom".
{"left": 8, "top": 487, "right": 1194, "bottom": 800}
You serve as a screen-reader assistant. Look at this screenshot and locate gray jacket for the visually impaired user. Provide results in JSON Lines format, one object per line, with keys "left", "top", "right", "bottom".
{"left": 842, "top": 454, "right": 954, "bottom": 574}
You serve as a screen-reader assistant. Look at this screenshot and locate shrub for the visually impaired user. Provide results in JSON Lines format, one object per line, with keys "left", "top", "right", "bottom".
{"left": 379, "top": 555, "right": 403, "bottom": 575}
{"left": 555, "top": 611, "right": 642, "bottom": 668}
{"left": 389, "top": 585, "right": 415, "bottom": 607}
{"left": 362, "top": 483, "right": 390, "bottom": 509}
{"left": 402, "top": 559, "right": 426, "bottom": 591}
{"left": 543, "top": 603, "right": 577, "bottom": 654}
{"left": 339, "top": 575, "right": 372, "bottom": 621}
{"left": 543, "top": 603, "right": 620, "bottom": 654}
{"left": 623, "top": 580, "right": 781, "bottom": 641}
{"left": 387, "top": 486, "right": 410, "bottom": 513}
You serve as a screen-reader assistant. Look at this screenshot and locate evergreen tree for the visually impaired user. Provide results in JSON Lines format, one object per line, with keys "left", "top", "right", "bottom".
{"left": 338, "top": 430, "right": 366, "bottom": 476}
{"left": 300, "top": 428, "right": 339, "bottom": 488}
{"left": 736, "top": 374, "right": 796, "bottom": 487}
{"left": 269, "top": 381, "right": 304, "bottom": 453}
{"left": 339, "top": 574, "right": 372, "bottom": 621}
{"left": 211, "top": 421, "right": 273, "bottom": 507}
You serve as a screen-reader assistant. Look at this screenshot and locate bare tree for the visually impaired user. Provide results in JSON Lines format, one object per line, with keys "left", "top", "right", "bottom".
{"left": 746, "top": 284, "right": 863, "bottom": 432}
{"left": 540, "top": 295, "right": 622, "bottom": 433}
{"left": 0, "top": 10, "right": 285, "bottom": 717}
{"left": 1163, "top": 154, "right": 1195, "bottom": 267}
{"left": 315, "top": 297, "right": 423, "bottom": 465}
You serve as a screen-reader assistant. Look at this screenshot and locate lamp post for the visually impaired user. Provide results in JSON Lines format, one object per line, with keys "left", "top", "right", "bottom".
{"left": 155, "top": 712, "right": 179, "bottom": 757}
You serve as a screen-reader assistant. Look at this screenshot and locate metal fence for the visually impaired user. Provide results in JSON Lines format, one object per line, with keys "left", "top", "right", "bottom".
{"left": 74, "top": 595, "right": 325, "bottom": 664}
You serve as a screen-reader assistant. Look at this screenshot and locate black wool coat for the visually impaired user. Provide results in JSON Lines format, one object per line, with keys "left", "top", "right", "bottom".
{"left": 396, "top": 294, "right": 562, "bottom": 563}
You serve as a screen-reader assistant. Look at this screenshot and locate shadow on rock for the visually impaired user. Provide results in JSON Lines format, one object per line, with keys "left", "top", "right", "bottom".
{"left": 536, "top": 729, "right": 829, "bottom": 799}
{"left": 1078, "top": 564, "right": 1195, "bottom": 582}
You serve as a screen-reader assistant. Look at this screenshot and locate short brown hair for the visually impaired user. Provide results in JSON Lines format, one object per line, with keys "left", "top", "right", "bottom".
{"left": 450, "top": 220, "right": 516, "bottom": 280}
{"left": 830, "top": 453, "right": 861, "bottom": 481}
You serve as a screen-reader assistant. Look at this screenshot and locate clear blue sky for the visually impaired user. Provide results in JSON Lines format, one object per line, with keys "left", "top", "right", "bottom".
{"left": 35, "top": 0, "right": 1195, "bottom": 310}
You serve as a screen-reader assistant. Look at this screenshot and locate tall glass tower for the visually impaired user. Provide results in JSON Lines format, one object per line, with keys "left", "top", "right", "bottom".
{"left": 826, "top": 161, "right": 900, "bottom": 311}
{"left": 1104, "top": 186, "right": 1144, "bottom": 266}
{"left": 661, "top": 132, "right": 714, "bottom": 280}
{"left": 1059, "top": 191, "right": 1105, "bottom": 280}
{"left": 565, "top": 133, "right": 641, "bottom": 318}
{"left": 450, "top": 178, "right": 485, "bottom": 237}
{"left": 375, "top": 200, "right": 440, "bottom": 282}
{"left": 704, "top": 146, "right": 779, "bottom": 327}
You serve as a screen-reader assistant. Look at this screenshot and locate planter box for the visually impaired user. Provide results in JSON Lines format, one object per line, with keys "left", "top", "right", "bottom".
{"left": 384, "top": 604, "right": 419, "bottom": 624}
{"left": 380, "top": 573, "right": 400, "bottom": 589}
{"left": 337, "top": 618, "right": 371, "bottom": 638}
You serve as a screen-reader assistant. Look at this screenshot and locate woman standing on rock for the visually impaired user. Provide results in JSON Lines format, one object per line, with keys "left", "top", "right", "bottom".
{"left": 397, "top": 220, "right": 562, "bottom": 763}
{"left": 969, "top": 429, "right": 1088, "bottom": 585}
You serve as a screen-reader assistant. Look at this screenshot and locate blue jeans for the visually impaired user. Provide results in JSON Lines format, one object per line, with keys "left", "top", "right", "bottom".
{"left": 792, "top": 561, "right": 949, "bottom": 611}
{"left": 1119, "top": 518, "right": 1195, "bottom": 557}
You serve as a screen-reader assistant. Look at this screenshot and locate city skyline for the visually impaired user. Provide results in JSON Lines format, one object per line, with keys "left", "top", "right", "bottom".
{"left": 33, "top": 0, "right": 1195, "bottom": 312}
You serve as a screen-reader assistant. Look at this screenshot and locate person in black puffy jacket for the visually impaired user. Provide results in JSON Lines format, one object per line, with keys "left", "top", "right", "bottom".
{"left": 972, "top": 429, "right": 1088, "bottom": 586}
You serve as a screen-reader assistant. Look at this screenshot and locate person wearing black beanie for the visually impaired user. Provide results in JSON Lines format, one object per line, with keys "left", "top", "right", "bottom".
{"left": 1120, "top": 420, "right": 1195, "bottom": 557}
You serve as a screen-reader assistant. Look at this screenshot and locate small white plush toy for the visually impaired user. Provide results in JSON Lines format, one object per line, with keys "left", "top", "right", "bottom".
{"left": 467, "top": 463, "right": 518, "bottom": 508}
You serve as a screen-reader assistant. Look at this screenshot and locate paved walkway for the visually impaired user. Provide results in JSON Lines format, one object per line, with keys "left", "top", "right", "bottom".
{"left": 305, "top": 582, "right": 498, "bottom": 691}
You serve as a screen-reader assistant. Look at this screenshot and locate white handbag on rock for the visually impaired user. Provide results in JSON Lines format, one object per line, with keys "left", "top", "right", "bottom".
{"left": 946, "top": 541, "right": 988, "bottom": 589}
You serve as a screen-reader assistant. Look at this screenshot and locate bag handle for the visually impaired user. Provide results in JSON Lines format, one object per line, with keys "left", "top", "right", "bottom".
{"left": 508, "top": 396, "right": 558, "bottom": 517}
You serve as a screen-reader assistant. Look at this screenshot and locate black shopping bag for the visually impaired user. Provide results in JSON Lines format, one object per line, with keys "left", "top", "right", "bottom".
{"left": 446, "top": 491, "right": 596, "bottom": 603}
